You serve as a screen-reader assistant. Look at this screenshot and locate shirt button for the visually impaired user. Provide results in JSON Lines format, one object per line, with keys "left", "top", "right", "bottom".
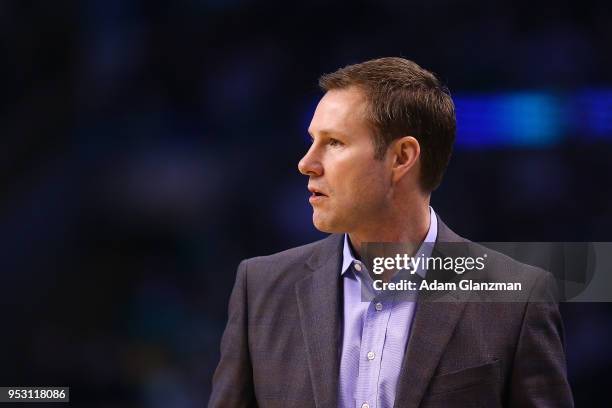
{"left": 354, "top": 262, "right": 362, "bottom": 272}
{"left": 361, "top": 403, "right": 370, "bottom": 408}
{"left": 375, "top": 302, "right": 383, "bottom": 311}
{"left": 367, "top": 351, "right": 375, "bottom": 360}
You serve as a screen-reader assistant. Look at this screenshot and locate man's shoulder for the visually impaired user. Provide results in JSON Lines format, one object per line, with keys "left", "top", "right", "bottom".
{"left": 245, "top": 234, "right": 336, "bottom": 265}
{"left": 472, "top": 241, "right": 549, "bottom": 280}
{"left": 237, "top": 234, "right": 342, "bottom": 286}
{"left": 458, "top": 239, "right": 557, "bottom": 301}
{"left": 437, "top": 218, "right": 554, "bottom": 297}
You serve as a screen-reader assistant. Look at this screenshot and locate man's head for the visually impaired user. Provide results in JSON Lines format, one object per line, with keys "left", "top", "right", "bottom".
{"left": 298, "top": 57, "right": 455, "bottom": 234}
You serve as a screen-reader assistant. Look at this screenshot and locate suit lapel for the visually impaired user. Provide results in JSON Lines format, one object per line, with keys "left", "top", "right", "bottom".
{"left": 295, "top": 234, "right": 343, "bottom": 408}
{"left": 394, "top": 216, "right": 472, "bottom": 408}
{"left": 393, "top": 296, "right": 468, "bottom": 407}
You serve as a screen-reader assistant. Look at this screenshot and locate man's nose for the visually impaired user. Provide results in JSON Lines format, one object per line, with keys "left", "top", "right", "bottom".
{"left": 298, "top": 147, "right": 323, "bottom": 176}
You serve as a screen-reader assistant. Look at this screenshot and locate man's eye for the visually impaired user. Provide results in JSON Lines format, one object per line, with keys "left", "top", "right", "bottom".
{"left": 329, "top": 138, "right": 343, "bottom": 146}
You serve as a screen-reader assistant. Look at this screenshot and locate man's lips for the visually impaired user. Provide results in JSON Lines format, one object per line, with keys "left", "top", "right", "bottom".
{"left": 308, "top": 186, "right": 328, "bottom": 202}
{"left": 308, "top": 186, "right": 327, "bottom": 197}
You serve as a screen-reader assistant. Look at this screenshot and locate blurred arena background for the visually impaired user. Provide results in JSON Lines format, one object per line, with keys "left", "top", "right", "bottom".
{"left": 1, "top": 0, "right": 611, "bottom": 406}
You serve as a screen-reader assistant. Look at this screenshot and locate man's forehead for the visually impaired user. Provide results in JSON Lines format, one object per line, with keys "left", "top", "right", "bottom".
{"left": 320, "top": 87, "right": 367, "bottom": 110}
{"left": 309, "top": 88, "right": 368, "bottom": 133}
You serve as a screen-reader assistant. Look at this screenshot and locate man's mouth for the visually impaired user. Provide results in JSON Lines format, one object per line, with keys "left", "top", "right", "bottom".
{"left": 308, "top": 186, "right": 328, "bottom": 202}
{"left": 308, "top": 187, "right": 328, "bottom": 197}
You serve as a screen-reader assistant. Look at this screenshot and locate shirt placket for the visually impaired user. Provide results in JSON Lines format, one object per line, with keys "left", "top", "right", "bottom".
{"left": 353, "top": 294, "right": 392, "bottom": 408}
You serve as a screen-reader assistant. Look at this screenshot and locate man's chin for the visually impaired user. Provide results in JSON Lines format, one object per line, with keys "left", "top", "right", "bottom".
{"left": 312, "top": 214, "right": 344, "bottom": 234}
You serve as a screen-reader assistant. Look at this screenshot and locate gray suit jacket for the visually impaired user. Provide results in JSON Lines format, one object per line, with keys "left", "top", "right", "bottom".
{"left": 209, "top": 216, "right": 573, "bottom": 407}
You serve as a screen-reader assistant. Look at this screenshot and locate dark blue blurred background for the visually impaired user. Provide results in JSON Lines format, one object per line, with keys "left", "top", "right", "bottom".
{"left": 1, "top": 0, "right": 611, "bottom": 406}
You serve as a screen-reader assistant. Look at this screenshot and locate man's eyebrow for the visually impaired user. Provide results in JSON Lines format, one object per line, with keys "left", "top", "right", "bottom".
{"left": 308, "top": 129, "right": 348, "bottom": 138}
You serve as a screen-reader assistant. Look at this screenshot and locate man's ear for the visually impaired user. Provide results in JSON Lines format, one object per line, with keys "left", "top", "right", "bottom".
{"left": 390, "top": 136, "right": 420, "bottom": 183}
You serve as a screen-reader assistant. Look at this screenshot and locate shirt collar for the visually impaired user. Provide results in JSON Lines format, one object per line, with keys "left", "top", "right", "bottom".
{"left": 341, "top": 206, "right": 438, "bottom": 279}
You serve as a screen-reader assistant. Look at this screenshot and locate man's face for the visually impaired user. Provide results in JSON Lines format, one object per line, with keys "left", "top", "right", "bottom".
{"left": 298, "top": 86, "right": 392, "bottom": 234}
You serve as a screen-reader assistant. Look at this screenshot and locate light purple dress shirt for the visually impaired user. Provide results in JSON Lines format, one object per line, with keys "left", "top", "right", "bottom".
{"left": 338, "top": 207, "right": 438, "bottom": 408}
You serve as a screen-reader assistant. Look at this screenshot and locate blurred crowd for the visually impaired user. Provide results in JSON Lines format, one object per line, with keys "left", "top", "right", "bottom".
{"left": 1, "top": 0, "right": 611, "bottom": 406}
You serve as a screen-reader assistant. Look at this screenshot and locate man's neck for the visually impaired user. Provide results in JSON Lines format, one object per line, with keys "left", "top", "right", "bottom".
{"left": 347, "top": 203, "right": 431, "bottom": 260}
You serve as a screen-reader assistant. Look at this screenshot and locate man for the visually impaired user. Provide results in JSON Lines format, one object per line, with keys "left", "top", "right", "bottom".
{"left": 209, "top": 57, "right": 573, "bottom": 407}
